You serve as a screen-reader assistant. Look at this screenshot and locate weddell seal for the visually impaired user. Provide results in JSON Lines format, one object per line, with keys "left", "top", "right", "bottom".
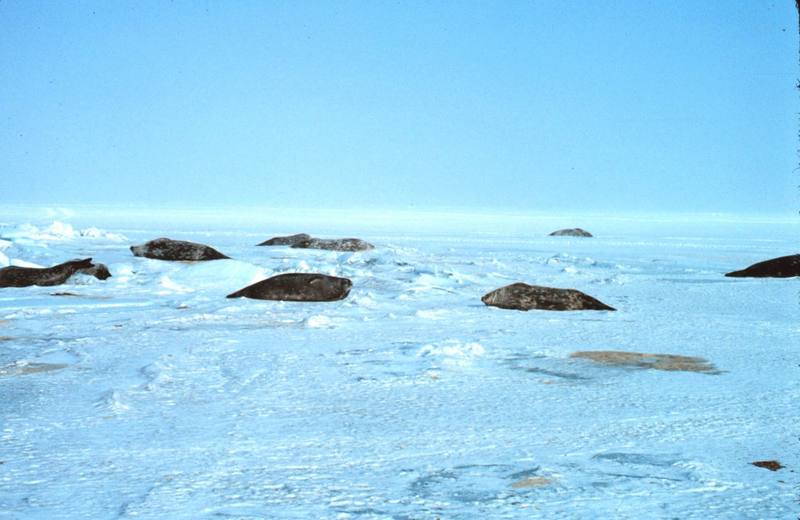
{"left": 130, "top": 238, "right": 230, "bottom": 261}
{"left": 257, "top": 233, "right": 311, "bottom": 246}
{"left": 226, "top": 273, "right": 353, "bottom": 302}
{"left": 549, "top": 228, "right": 593, "bottom": 237}
{"left": 724, "top": 254, "right": 800, "bottom": 278}
{"left": 0, "top": 258, "right": 112, "bottom": 288}
{"left": 292, "top": 238, "right": 374, "bottom": 252}
{"left": 481, "top": 283, "right": 615, "bottom": 311}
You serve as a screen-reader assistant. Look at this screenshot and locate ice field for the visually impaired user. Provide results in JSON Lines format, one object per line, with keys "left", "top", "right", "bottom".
{"left": 0, "top": 206, "right": 797, "bottom": 519}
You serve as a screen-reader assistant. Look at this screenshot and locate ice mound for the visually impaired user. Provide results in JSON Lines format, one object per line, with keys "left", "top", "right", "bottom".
{"left": 166, "top": 260, "right": 269, "bottom": 294}
{"left": 417, "top": 340, "right": 485, "bottom": 367}
{"left": 305, "top": 315, "right": 334, "bottom": 328}
{"left": 2, "top": 221, "right": 127, "bottom": 242}
{"left": 415, "top": 309, "right": 448, "bottom": 320}
{"left": 348, "top": 294, "right": 377, "bottom": 308}
{"left": 0, "top": 250, "right": 8, "bottom": 267}
{"left": 95, "top": 390, "right": 132, "bottom": 414}
{"left": 158, "top": 276, "right": 194, "bottom": 294}
{"left": 546, "top": 253, "right": 599, "bottom": 267}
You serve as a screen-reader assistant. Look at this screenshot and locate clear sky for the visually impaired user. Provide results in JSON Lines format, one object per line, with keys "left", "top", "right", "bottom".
{"left": 1, "top": 1, "right": 797, "bottom": 214}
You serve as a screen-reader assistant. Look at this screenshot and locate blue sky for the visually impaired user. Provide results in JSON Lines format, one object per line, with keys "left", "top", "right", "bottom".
{"left": 1, "top": 1, "right": 797, "bottom": 213}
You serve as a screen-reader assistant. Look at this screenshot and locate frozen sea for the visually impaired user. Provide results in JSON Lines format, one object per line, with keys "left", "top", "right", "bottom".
{"left": 0, "top": 205, "right": 797, "bottom": 519}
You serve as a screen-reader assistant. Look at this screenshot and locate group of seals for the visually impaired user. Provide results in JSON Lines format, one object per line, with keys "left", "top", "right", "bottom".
{"left": 259, "top": 234, "right": 374, "bottom": 252}
{"left": 2, "top": 233, "right": 796, "bottom": 309}
{"left": 0, "top": 258, "right": 111, "bottom": 288}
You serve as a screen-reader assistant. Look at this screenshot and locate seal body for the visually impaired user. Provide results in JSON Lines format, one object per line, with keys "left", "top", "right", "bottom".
{"left": 0, "top": 258, "right": 111, "bottom": 288}
{"left": 227, "top": 273, "right": 352, "bottom": 301}
{"left": 481, "top": 282, "right": 614, "bottom": 311}
{"left": 725, "top": 254, "right": 800, "bottom": 278}
{"left": 257, "top": 233, "right": 311, "bottom": 246}
{"left": 130, "top": 238, "right": 229, "bottom": 261}
{"left": 291, "top": 238, "right": 374, "bottom": 252}
{"left": 549, "top": 228, "right": 592, "bottom": 237}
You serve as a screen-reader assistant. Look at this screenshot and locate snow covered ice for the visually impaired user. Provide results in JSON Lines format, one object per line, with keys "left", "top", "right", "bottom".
{"left": 0, "top": 206, "right": 797, "bottom": 519}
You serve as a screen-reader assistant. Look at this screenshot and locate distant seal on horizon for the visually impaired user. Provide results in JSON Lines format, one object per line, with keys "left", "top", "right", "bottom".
{"left": 0, "top": 258, "right": 112, "bottom": 288}
{"left": 481, "top": 282, "right": 615, "bottom": 311}
{"left": 724, "top": 254, "right": 800, "bottom": 278}
{"left": 130, "top": 238, "right": 230, "bottom": 261}
{"left": 549, "top": 228, "right": 593, "bottom": 237}
{"left": 227, "top": 273, "right": 353, "bottom": 302}
{"left": 291, "top": 238, "right": 374, "bottom": 252}
{"left": 257, "top": 233, "right": 311, "bottom": 246}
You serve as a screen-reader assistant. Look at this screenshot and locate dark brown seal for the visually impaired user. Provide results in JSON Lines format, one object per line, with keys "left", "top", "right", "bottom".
{"left": 0, "top": 258, "right": 111, "bottom": 288}
{"left": 549, "top": 228, "right": 593, "bottom": 237}
{"left": 481, "top": 282, "right": 614, "bottom": 311}
{"left": 226, "top": 273, "right": 352, "bottom": 302}
{"left": 724, "top": 254, "right": 800, "bottom": 278}
{"left": 257, "top": 233, "right": 311, "bottom": 246}
{"left": 751, "top": 460, "right": 783, "bottom": 471}
{"left": 291, "top": 238, "right": 374, "bottom": 252}
{"left": 130, "top": 238, "right": 229, "bottom": 261}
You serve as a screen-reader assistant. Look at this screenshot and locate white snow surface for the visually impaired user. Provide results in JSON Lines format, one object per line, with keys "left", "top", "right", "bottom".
{"left": 0, "top": 206, "right": 798, "bottom": 519}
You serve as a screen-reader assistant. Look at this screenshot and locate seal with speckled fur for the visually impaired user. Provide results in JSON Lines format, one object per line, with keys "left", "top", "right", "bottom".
{"left": 481, "top": 282, "right": 614, "bottom": 311}
{"left": 0, "top": 258, "right": 111, "bottom": 288}
{"left": 724, "top": 254, "right": 800, "bottom": 278}
{"left": 292, "top": 238, "right": 374, "bottom": 252}
{"left": 227, "top": 273, "right": 352, "bottom": 301}
{"left": 549, "top": 228, "right": 592, "bottom": 237}
{"left": 130, "top": 238, "right": 229, "bottom": 261}
{"left": 257, "top": 233, "right": 311, "bottom": 246}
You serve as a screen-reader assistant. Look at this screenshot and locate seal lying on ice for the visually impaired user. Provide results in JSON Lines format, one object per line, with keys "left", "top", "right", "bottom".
{"left": 130, "top": 238, "right": 229, "bottom": 261}
{"left": 724, "top": 254, "right": 800, "bottom": 278}
{"left": 0, "top": 258, "right": 112, "bottom": 288}
{"left": 291, "top": 238, "right": 374, "bottom": 252}
{"left": 257, "top": 233, "right": 311, "bottom": 246}
{"left": 549, "top": 228, "right": 593, "bottom": 237}
{"left": 226, "top": 273, "right": 352, "bottom": 302}
{"left": 481, "top": 283, "right": 615, "bottom": 311}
